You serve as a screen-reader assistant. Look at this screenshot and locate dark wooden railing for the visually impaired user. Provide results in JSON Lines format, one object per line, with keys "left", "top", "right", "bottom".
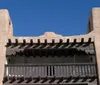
{"left": 4, "top": 63, "right": 97, "bottom": 77}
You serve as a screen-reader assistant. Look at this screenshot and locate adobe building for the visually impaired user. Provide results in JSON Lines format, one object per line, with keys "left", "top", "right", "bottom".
{"left": 0, "top": 8, "right": 100, "bottom": 85}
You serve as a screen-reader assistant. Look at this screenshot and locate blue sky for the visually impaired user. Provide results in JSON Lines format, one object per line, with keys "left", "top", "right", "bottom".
{"left": 0, "top": 0, "right": 100, "bottom": 36}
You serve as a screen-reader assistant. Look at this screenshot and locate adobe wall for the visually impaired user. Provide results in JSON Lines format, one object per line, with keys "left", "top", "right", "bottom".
{"left": 0, "top": 10, "right": 13, "bottom": 85}
{"left": 88, "top": 8, "right": 100, "bottom": 84}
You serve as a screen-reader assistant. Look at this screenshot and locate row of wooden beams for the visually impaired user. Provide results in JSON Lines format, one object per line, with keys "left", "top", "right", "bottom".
{"left": 7, "top": 38, "right": 92, "bottom": 46}
{"left": 3, "top": 76, "right": 97, "bottom": 84}
{"left": 6, "top": 48, "right": 94, "bottom": 57}
{"left": 6, "top": 43, "right": 94, "bottom": 57}
{"left": 6, "top": 42, "right": 94, "bottom": 55}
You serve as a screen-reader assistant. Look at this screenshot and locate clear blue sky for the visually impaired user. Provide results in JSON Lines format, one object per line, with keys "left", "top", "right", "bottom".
{"left": 1, "top": 0, "right": 100, "bottom": 36}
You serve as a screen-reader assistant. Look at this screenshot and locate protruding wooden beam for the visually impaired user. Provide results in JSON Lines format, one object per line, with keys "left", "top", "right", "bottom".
{"left": 70, "top": 39, "right": 77, "bottom": 48}
{"left": 3, "top": 76, "right": 8, "bottom": 83}
{"left": 41, "top": 76, "right": 48, "bottom": 83}
{"left": 17, "top": 77, "right": 24, "bottom": 83}
{"left": 66, "top": 39, "right": 69, "bottom": 44}
{"left": 23, "top": 39, "right": 26, "bottom": 45}
{"left": 59, "top": 39, "right": 63, "bottom": 44}
{"left": 65, "top": 76, "right": 72, "bottom": 83}
{"left": 15, "top": 39, "right": 18, "bottom": 46}
{"left": 81, "top": 38, "right": 84, "bottom": 44}
{"left": 88, "top": 38, "right": 92, "bottom": 43}
{"left": 57, "top": 77, "right": 64, "bottom": 84}
{"left": 52, "top": 39, "right": 55, "bottom": 45}
{"left": 8, "top": 39, "right": 12, "bottom": 46}
{"left": 75, "top": 38, "right": 84, "bottom": 47}
{"left": 89, "top": 76, "right": 96, "bottom": 82}
{"left": 34, "top": 76, "right": 41, "bottom": 83}
{"left": 73, "top": 76, "right": 80, "bottom": 83}
{"left": 83, "top": 38, "right": 92, "bottom": 47}
{"left": 81, "top": 76, "right": 88, "bottom": 82}
{"left": 25, "top": 77, "right": 32, "bottom": 83}
{"left": 44, "top": 39, "right": 47, "bottom": 44}
{"left": 49, "top": 76, "right": 56, "bottom": 83}
{"left": 37, "top": 39, "right": 40, "bottom": 45}
{"left": 73, "top": 39, "right": 77, "bottom": 43}
{"left": 56, "top": 39, "right": 63, "bottom": 49}
{"left": 30, "top": 39, "right": 33, "bottom": 45}
{"left": 9, "top": 77, "right": 16, "bottom": 83}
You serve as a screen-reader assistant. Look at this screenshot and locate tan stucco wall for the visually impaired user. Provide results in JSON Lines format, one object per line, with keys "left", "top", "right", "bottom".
{"left": 91, "top": 8, "right": 100, "bottom": 85}
{"left": 0, "top": 10, "right": 13, "bottom": 85}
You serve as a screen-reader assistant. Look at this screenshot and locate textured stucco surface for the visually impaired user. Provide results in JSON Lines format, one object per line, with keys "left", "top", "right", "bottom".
{"left": 0, "top": 10, "right": 13, "bottom": 85}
